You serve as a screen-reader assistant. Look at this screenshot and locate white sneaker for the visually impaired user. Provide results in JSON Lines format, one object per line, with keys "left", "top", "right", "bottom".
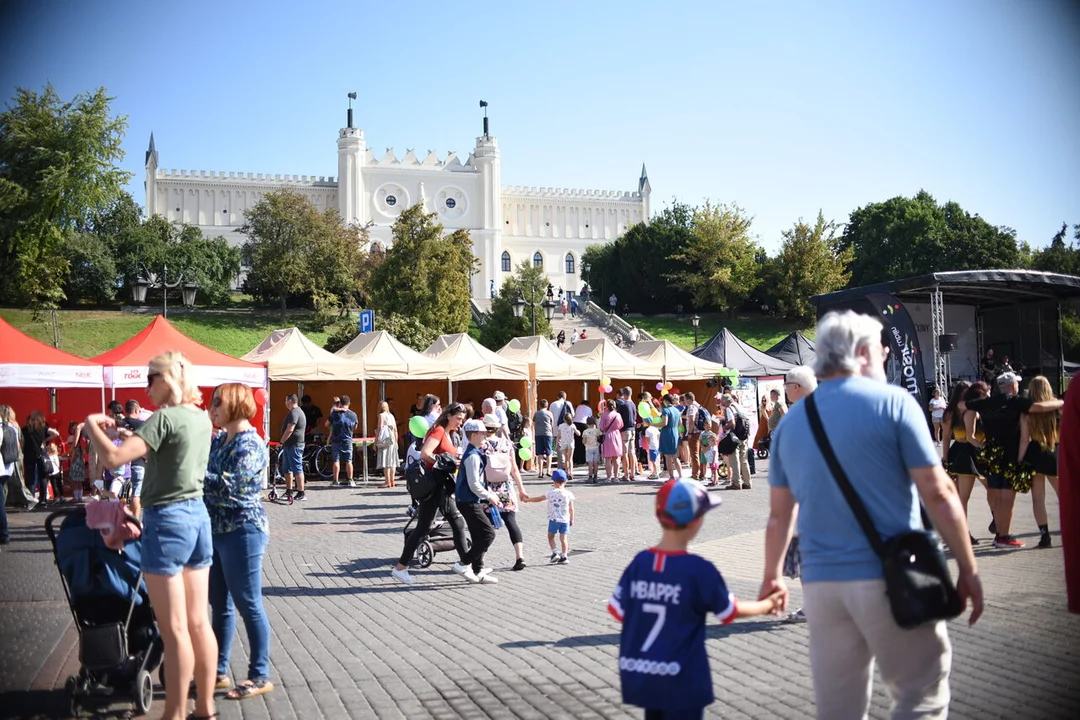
{"left": 549, "top": 551, "right": 559, "bottom": 564}
{"left": 390, "top": 567, "right": 414, "bottom": 584}
{"left": 452, "top": 562, "right": 471, "bottom": 576}
{"left": 349, "top": 480, "right": 359, "bottom": 488}
{"left": 461, "top": 567, "right": 480, "bottom": 583}
{"left": 477, "top": 568, "right": 499, "bottom": 584}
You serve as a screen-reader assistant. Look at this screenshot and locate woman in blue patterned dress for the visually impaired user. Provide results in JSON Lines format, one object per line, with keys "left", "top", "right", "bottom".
{"left": 205, "top": 383, "right": 274, "bottom": 700}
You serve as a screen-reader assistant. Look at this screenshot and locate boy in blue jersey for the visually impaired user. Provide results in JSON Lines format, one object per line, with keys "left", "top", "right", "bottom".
{"left": 609, "top": 479, "right": 782, "bottom": 719}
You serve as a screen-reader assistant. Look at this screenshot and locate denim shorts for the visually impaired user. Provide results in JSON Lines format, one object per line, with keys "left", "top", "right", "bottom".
{"left": 333, "top": 440, "right": 354, "bottom": 462}
{"left": 585, "top": 447, "right": 600, "bottom": 463}
{"left": 142, "top": 498, "right": 213, "bottom": 576}
{"left": 548, "top": 520, "right": 570, "bottom": 535}
{"left": 534, "top": 436, "right": 553, "bottom": 457}
{"left": 130, "top": 465, "right": 145, "bottom": 498}
{"left": 648, "top": 449, "right": 659, "bottom": 462}
{"left": 282, "top": 445, "right": 304, "bottom": 474}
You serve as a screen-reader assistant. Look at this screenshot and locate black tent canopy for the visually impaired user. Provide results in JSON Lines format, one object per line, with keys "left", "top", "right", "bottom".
{"left": 766, "top": 332, "right": 816, "bottom": 366}
{"left": 692, "top": 328, "right": 796, "bottom": 377}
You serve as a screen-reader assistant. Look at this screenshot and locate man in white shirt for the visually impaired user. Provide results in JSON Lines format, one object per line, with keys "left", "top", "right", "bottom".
{"left": 549, "top": 392, "right": 572, "bottom": 431}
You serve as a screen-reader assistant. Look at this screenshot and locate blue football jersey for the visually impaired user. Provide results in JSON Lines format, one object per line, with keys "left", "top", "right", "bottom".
{"left": 608, "top": 549, "right": 735, "bottom": 711}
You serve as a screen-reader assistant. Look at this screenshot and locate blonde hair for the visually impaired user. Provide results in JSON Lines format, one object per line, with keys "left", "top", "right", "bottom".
{"left": 0, "top": 405, "right": 15, "bottom": 424}
{"left": 150, "top": 351, "right": 202, "bottom": 407}
{"left": 379, "top": 401, "right": 389, "bottom": 413}
{"left": 1027, "top": 376, "right": 1059, "bottom": 449}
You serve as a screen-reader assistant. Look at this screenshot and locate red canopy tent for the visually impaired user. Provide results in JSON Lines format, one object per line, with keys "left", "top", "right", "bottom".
{"left": 60, "top": 316, "right": 268, "bottom": 435}
{"left": 0, "top": 316, "right": 104, "bottom": 431}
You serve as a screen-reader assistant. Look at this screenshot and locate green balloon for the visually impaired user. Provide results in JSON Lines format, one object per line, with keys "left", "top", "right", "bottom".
{"left": 519, "top": 436, "right": 533, "bottom": 448}
{"left": 637, "top": 401, "right": 651, "bottom": 417}
{"left": 408, "top": 415, "right": 429, "bottom": 438}
{"left": 518, "top": 447, "right": 532, "bottom": 461}
{"left": 508, "top": 399, "right": 521, "bottom": 413}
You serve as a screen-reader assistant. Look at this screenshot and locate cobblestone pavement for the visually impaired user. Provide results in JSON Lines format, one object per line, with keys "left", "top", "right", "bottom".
{"left": 2, "top": 459, "right": 1078, "bottom": 719}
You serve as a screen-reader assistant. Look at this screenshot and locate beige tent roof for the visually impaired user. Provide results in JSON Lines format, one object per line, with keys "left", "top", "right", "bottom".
{"left": 565, "top": 338, "right": 663, "bottom": 378}
{"left": 629, "top": 339, "right": 730, "bottom": 380}
{"left": 424, "top": 333, "right": 529, "bottom": 381}
{"left": 497, "top": 336, "right": 603, "bottom": 380}
{"left": 334, "top": 330, "right": 446, "bottom": 380}
{"left": 242, "top": 327, "right": 364, "bottom": 381}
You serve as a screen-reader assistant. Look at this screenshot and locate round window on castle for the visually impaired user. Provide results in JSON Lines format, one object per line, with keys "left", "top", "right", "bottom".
{"left": 445, "top": 197, "right": 456, "bottom": 209}
{"left": 386, "top": 195, "right": 397, "bottom": 207}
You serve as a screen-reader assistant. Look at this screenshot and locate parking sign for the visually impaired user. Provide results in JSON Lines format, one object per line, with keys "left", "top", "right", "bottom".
{"left": 359, "top": 309, "right": 374, "bottom": 333}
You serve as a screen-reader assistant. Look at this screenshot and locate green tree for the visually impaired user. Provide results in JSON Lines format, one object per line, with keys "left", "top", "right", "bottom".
{"left": 1031, "top": 222, "right": 1080, "bottom": 276}
{"left": 0, "top": 84, "right": 130, "bottom": 309}
{"left": 63, "top": 232, "right": 117, "bottom": 304}
{"left": 770, "top": 212, "right": 853, "bottom": 322}
{"left": 668, "top": 201, "right": 760, "bottom": 313}
{"left": 839, "top": 190, "right": 1022, "bottom": 286}
{"left": 367, "top": 204, "right": 477, "bottom": 337}
{"left": 581, "top": 202, "right": 695, "bottom": 313}
{"left": 478, "top": 261, "right": 553, "bottom": 349}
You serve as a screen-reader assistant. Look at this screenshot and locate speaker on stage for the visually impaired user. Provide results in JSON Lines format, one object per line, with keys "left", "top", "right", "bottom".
{"left": 938, "top": 333, "right": 958, "bottom": 354}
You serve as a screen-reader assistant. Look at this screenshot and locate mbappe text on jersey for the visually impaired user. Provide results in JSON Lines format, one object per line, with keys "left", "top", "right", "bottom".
{"left": 630, "top": 581, "right": 681, "bottom": 604}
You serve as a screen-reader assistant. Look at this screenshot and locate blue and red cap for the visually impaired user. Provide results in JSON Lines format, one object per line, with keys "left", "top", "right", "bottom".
{"left": 655, "top": 479, "right": 721, "bottom": 528}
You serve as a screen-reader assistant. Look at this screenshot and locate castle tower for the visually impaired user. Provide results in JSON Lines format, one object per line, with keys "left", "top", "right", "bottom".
{"left": 471, "top": 115, "right": 502, "bottom": 299}
{"left": 639, "top": 163, "right": 652, "bottom": 222}
{"left": 144, "top": 133, "right": 159, "bottom": 218}
{"left": 337, "top": 105, "right": 366, "bottom": 225}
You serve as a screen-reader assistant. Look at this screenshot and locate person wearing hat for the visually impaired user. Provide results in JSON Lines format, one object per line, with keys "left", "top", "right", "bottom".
{"left": 522, "top": 468, "right": 575, "bottom": 564}
{"left": 454, "top": 418, "right": 504, "bottom": 583}
{"left": 962, "top": 370, "right": 1063, "bottom": 548}
{"left": 481, "top": 413, "right": 530, "bottom": 570}
{"left": 608, "top": 479, "right": 782, "bottom": 718}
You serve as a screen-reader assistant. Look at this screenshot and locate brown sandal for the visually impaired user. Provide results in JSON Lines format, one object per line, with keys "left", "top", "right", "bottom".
{"left": 226, "top": 679, "right": 274, "bottom": 700}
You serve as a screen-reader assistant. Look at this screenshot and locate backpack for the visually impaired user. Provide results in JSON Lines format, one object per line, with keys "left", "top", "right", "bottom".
{"left": 506, "top": 410, "right": 523, "bottom": 440}
{"left": 695, "top": 406, "right": 709, "bottom": 433}
{"left": 732, "top": 408, "right": 750, "bottom": 441}
{"left": 405, "top": 461, "right": 438, "bottom": 502}
{"left": 483, "top": 440, "right": 512, "bottom": 485}
{"left": 1, "top": 422, "right": 18, "bottom": 466}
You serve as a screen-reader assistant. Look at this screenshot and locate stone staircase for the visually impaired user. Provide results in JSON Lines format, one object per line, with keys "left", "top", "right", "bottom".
{"left": 470, "top": 296, "right": 655, "bottom": 348}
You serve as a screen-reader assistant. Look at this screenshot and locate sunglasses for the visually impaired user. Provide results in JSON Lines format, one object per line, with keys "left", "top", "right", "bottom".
{"left": 146, "top": 372, "right": 161, "bottom": 387}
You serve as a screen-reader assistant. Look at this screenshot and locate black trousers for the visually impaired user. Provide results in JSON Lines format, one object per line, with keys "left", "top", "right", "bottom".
{"left": 500, "top": 510, "right": 523, "bottom": 545}
{"left": 457, "top": 501, "right": 496, "bottom": 573}
{"left": 398, "top": 486, "right": 468, "bottom": 566}
{"left": 573, "top": 423, "right": 588, "bottom": 465}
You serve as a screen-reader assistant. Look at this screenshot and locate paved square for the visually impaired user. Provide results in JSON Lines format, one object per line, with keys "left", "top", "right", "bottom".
{"left": 1, "top": 462, "right": 1078, "bottom": 719}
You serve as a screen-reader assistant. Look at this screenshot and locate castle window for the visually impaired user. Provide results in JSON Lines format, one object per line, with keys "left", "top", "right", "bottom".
{"left": 385, "top": 195, "right": 397, "bottom": 207}
{"left": 565, "top": 253, "right": 575, "bottom": 274}
{"left": 501, "top": 251, "right": 511, "bottom": 272}
{"left": 533, "top": 252, "right": 543, "bottom": 269}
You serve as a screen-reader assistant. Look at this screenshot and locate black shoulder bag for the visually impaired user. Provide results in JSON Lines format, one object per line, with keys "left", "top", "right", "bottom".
{"left": 804, "top": 394, "right": 963, "bottom": 629}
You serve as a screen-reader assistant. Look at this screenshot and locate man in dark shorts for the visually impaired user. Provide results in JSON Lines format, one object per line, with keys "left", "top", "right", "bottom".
{"left": 300, "top": 395, "right": 323, "bottom": 443}
{"left": 281, "top": 394, "right": 306, "bottom": 501}
{"left": 329, "top": 395, "right": 359, "bottom": 488}
{"left": 120, "top": 400, "right": 147, "bottom": 517}
{"left": 965, "top": 372, "right": 1062, "bottom": 548}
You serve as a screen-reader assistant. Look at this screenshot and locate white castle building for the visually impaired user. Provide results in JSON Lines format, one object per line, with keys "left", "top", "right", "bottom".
{"left": 143, "top": 105, "right": 651, "bottom": 299}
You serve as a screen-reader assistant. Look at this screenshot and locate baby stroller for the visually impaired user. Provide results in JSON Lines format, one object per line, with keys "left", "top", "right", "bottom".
{"left": 402, "top": 504, "right": 472, "bottom": 568}
{"left": 46, "top": 507, "right": 163, "bottom": 717}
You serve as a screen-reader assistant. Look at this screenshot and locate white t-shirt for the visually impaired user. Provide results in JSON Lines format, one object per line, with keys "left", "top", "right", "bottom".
{"left": 556, "top": 423, "right": 578, "bottom": 449}
{"left": 573, "top": 403, "right": 593, "bottom": 424}
{"left": 546, "top": 487, "right": 575, "bottom": 522}
{"left": 645, "top": 426, "right": 661, "bottom": 451}
{"left": 929, "top": 397, "right": 947, "bottom": 420}
{"left": 550, "top": 400, "right": 572, "bottom": 427}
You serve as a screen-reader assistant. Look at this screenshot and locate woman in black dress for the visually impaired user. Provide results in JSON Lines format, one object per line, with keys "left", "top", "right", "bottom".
{"left": 1020, "top": 375, "right": 1060, "bottom": 548}
{"left": 942, "top": 382, "right": 988, "bottom": 542}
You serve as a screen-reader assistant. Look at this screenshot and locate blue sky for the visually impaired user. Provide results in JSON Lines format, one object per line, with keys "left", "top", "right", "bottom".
{"left": 3, "top": 0, "right": 1078, "bottom": 254}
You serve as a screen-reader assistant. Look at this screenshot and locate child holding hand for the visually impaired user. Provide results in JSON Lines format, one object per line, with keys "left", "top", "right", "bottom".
{"left": 522, "top": 469, "right": 575, "bottom": 564}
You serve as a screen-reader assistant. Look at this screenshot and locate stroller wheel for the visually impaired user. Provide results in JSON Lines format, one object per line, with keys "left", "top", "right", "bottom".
{"left": 133, "top": 669, "right": 153, "bottom": 716}
{"left": 416, "top": 540, "right": 434, "bottom": 568}
{"left": 65, "top": 676, "right": 81, "bottom": 717}
{"left": 756, "top": 448, "right": 769, "bottom": 459}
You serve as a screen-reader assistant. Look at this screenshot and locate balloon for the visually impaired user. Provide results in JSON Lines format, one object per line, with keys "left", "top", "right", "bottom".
{"left": 518, "top": 447, "right": 532, "bottom": 461}
{"left": 254, "top": 387, "right": 269, "bottom": 404}
{"left": 598, "top": 384, "right": 607, "bottom": 394}
{"left": 652, "top": 414, "right": 664, "bottom": 424}
{"left": 604, "top": 385, "right": 614, "bottom": 394}
{"left": 601, "top": 377, "right": 611, "bottom": 387}
{"left": 730, "top": 370, "right": 740, "bottom": 379}
{"left": 671, "top": 387, "right": 680, "bottom": 395}
{"left": 656, "top": 382, "right": 665, "bottom": 391}
{"left": 508, "top": 399, "right": 521, "bottom": 413}
{"left": 638, "top": 401, "right": 651, "bottom": 417}
{"left": 408, "top": 415, "right": 430, "bottom": 438}
{"left": 519, "top": 436, "right": 533, "bottom": 448}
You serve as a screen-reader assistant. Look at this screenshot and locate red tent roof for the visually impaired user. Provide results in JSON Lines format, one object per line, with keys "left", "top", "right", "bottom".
{"left": 0, "top": 316, "right": 102, "bottom": 367}
{"left": 93, "top": 315, "right": 265, "bottom": 388}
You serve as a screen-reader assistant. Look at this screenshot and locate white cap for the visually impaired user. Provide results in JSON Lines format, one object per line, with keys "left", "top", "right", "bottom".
{"left": 463, "top": 419, "right": 486, "bottom": 433}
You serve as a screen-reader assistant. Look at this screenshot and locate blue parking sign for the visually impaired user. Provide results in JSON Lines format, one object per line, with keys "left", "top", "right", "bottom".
{"left": 359, "top": 309, "right": 374, "bottom": 333}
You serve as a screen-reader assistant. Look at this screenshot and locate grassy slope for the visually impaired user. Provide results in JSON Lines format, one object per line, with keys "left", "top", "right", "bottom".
{"left": 630, "top": 313, "right": 814, "bottom": 352}
{"left": 0, "top": 309, "right": 329, "bottom": 358}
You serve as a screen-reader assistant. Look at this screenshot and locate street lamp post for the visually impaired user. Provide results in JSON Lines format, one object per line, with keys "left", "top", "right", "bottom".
{"left": 130, "top": 263, "right": 198, "bottom": 318}
{"left": 691, "top": 314, "right": 701, "bottom": 348}
{"left": 511, "top": 284, "right": 557, "bottom": 337}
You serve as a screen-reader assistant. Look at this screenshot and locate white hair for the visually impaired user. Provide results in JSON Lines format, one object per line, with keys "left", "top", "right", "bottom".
{"left": 812, "top": 311, "right": 884, "bottom": 378}
{"left": 785, "top": 365, "right": 818, "bottom": 391}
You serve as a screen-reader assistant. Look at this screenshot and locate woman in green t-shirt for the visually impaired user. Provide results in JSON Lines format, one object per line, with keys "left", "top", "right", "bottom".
{"left": 84, "top": 351, "right": 217, "bottom": 720}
